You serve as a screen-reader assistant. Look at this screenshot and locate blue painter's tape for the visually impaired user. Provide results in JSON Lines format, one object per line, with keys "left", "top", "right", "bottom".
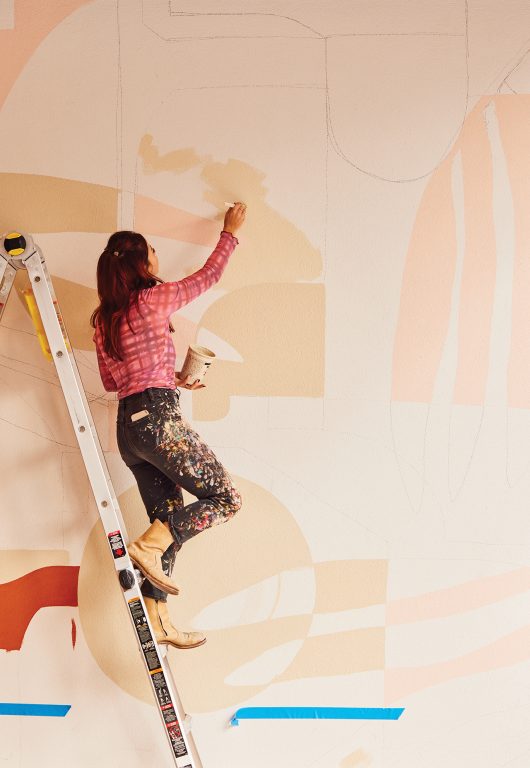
{"left": 230, "top": 707, "right": 404, "bottom": 726}
{"left": 0, "top": 703, "right": 71, "bottom": 717}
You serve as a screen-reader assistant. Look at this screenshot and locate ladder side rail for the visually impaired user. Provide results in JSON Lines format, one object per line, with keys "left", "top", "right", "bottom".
{"left": 0, "top": 253, "right": 8, "bottom": 282}
{"left": 162, "top": 656, "right": 204, "bottom": 768}
{"left": 25, "top": 251, "right": 198, "bottom": 768}
{"left": 30, "top": 254, "right": 122, "bottom": 513}
{"left": 25, "top": 250, "right": 125, "bottom": 536}
{"left": 0, "top": 256, "right": 16, "bottom": 324}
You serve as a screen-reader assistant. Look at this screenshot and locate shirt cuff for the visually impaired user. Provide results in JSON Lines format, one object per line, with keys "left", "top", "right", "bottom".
{"left": 221, "top": 230, "right": 239, "bottom": 245}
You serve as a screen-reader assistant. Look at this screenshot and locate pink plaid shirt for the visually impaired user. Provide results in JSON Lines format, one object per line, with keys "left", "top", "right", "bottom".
{"left": 94, "top": 231, "right": 238, "bottom": 398}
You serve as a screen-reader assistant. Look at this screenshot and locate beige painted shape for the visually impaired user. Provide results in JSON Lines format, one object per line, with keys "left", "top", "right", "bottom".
{"left": 139, "top": 134, "right": 205, "bottom": 175}
{"left": 137, "top": 146, "right": 323, "bottom": 289}
{"left": 79, "top": 475, "right": 313, "bottom": 711}
{"left": 0, "top": 173, "right": 117, "bottom": 234}
{"left": 276, "top": 626, "right": 385, "bottom": 681}
{"left": 106, "top": 400, "right": 119, "bottom": 454}
{"left": 61, "top": 452, "right": 90, "bottom": 517}
{"left": 16, "top": 275, "right": 97, "bottom": 352}
{"left": 135, "top": 147, "right": 326, "bottom": 420}
{"left": 341, "top": 750, "right": 371, "bottom": 768}
{"left": 170, "top": 476, "right": 312, "bottom": 607}
{"left": 170, "top": 619, "right": 310, "bottom": 712}
{"left": 193, "top": 283, "right": 325, "bottom": 421}
{"left": 78, "top": 518, "right": 153, "bottom": 704}
{"left": 314, "top": 560, "right": 388, "bottom": 613}
{"left": 0, "top": 550, "right": 68, "bottom": 582}
{"left": 200, "top": 158, "right": 322, "bottom": 290}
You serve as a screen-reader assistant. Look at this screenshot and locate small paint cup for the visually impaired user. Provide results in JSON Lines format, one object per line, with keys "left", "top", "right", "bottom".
{"left": 179, "top": 345, "right": 216, "bottom": 384}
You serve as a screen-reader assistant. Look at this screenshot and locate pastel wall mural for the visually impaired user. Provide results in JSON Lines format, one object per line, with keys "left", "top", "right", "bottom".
{"left": 1, "top": 2, "right": 530, "bottom": 767}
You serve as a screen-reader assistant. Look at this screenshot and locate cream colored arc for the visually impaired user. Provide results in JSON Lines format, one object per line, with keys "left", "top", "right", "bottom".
{"left": 0, "top": 232, "right": 202, "bottom": 768}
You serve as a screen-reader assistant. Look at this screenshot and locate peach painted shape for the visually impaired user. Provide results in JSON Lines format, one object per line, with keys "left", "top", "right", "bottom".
{"left": 387, "top": 567, "right": 530, "bottom": 625}
{"left": 498, "top": 95, "right": 530, "bottom": 409}
{"left": 385, "top": 623, "right": 530, "bottom": 704}
{"left": 0, "top": 0, "right": 91, "bottom": 110}
{"left": 391, "top": 97, "right": 501, "bottom": 405}
{"left": 134, "top": 194, "right": 220, "bottom": 247}
{"left": 391, "top": 149, "right": 457, "bottom": 402}
{"left": 452, "top": 98, "right": 496, "bottom": 405}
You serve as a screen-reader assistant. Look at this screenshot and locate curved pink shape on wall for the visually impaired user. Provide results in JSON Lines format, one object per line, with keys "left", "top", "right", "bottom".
{"left": 391, "top": 96, "right": 530, "bottom": 406}
{"left": 0, "top": 1, "right": 91, "bottom": 110}
{"left": 387, "top": 567, "right": 530, "bottom": 625}
{"left": 452, "top": 99, "right": 496, "bottom": 405}
{"left": 391, "top": 148, "right": 457, "bottom": 402}
{"left": 500, "top": 96, "right": 530, "bottom": 408}
{"left": 385, "top": 623, "right": 530, "bottom": 704}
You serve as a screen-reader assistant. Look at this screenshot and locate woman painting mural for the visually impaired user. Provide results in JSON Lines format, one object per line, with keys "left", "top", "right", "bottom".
{"left": 91, "top": 203, "right": 246, "bottom": 649}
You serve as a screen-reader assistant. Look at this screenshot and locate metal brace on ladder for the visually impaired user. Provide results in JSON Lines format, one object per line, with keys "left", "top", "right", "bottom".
{"left": 0, "top": 232, "right": 203, "bottom": 768}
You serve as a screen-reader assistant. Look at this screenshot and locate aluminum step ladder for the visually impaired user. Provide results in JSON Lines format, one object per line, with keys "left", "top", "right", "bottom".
{"left": 0, "top": 231, "right": 203, "bottom": 768}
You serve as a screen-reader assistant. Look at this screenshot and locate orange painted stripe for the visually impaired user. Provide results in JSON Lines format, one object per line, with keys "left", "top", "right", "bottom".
{"left": 0, "top": 565, "right": 79, "bottom": 652}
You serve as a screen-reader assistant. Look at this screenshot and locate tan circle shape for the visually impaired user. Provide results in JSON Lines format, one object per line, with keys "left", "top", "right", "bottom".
{"left": 78, "top": 475, "right": 313, "bottom": 712}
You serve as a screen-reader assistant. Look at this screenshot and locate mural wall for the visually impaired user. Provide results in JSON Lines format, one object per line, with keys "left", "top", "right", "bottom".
{"left": 1, "top": 1, "right": 530, "bottom": 766}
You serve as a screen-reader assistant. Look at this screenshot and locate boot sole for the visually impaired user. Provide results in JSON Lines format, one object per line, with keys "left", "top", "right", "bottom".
{"left": 158, "top": 638, "right": 207, "bottom": 649}
{"left": 130, "top": 556, "right": 180, "bottom": 596}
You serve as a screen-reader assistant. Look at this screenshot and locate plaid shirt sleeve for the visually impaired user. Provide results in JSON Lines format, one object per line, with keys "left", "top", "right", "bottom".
{"left": 95, "top": 337, "right": 118, "bottom": 391}
{"left": 147, "top": 230, "right": 238, "bottom": 316}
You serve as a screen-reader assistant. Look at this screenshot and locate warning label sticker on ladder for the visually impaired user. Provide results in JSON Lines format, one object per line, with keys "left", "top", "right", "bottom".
{"left": 108, "top": 530, "right": 125, "bottom": 558}
{"left": 129, "top": 597, "right": 160, "bottom": 670}
{"left": 128, "top": 598, "right": 188, "bottom": 759}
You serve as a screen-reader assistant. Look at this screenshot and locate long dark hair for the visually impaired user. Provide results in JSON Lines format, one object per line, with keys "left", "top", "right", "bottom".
{"left": 91, "top": 231, "right": 162, "bottom": 361}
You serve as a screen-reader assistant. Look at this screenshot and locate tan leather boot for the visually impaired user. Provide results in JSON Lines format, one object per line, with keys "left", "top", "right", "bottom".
{"left": 145, "top": 597, "right": 206, "bottom": 649}
{"left": 128, "top": 520, "right": 180, "bottom": 595}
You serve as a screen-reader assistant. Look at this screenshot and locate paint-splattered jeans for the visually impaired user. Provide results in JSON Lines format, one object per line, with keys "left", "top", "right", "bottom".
{"left": 117, "top": 387, "right": 241, "bottom": 601}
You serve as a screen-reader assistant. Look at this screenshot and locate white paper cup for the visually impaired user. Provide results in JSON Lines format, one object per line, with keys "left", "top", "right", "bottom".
{"left": 179, "top": 345, "right": 216, "bottom": 384}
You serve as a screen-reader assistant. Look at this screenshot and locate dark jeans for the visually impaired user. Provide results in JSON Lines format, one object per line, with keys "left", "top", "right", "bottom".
{"left": 117, "top": 387, "right": 241, "bottom": 601}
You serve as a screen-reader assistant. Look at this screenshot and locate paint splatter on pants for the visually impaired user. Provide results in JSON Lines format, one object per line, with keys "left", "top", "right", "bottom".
{"left": 117, "top": 387, "right": 241, "bottom": 601}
